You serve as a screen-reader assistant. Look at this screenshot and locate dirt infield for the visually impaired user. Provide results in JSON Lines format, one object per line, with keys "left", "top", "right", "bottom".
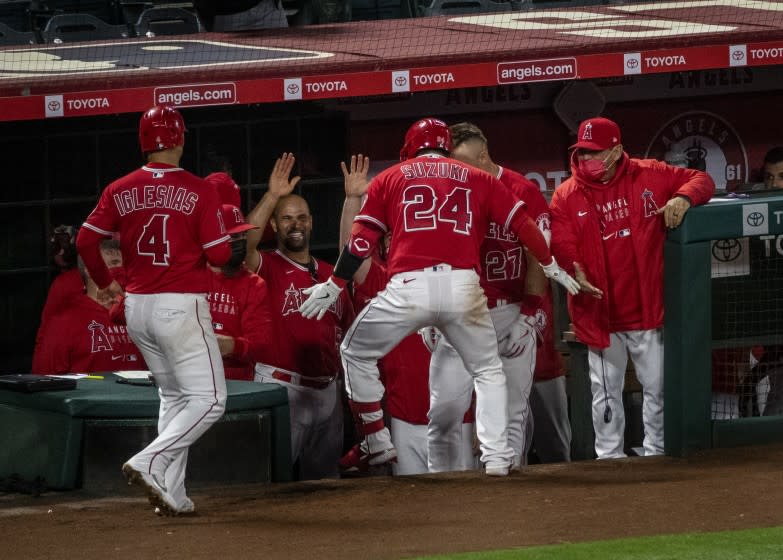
{"left": 3, "top": 444, "right": 782, "bottom": 560}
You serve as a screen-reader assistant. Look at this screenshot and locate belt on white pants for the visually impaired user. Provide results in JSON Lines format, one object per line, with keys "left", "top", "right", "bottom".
{"left": 255, "top": 364, "right": 335, "bottom": 390}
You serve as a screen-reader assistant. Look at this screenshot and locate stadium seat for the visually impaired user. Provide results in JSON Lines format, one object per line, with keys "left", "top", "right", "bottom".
{"left": 41, "top": 12, "right": 129, "bottom": 42}
{"left": 0, "top": 21, "right": 36, "bottom": 44}
{"left": 0, "top": 0, "right": 34, "bottom": 32}
{"left": 350, "top": 0, "right": 418, "bottom": 21}
{"left": 134, "top": 6, "right": 201, "bottom": 36}
{"left": 420, "top": 0, "right": 511, "bottom": 17}
{"left": 46, "top": 0, "right": 124, "bottom": 24}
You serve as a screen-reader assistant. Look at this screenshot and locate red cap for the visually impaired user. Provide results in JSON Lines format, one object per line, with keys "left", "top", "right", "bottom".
{"left": 570, "top": 117, "right": 621, "bottom": 151}
{"left": 206, "top": 172, "right": 241, "bottom": 207}
{"left": 220, "top": 204, "right": 257, "bottom": 235}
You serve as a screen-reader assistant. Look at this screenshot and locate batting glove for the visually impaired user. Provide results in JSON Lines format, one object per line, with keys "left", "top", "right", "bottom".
{"left": 299, "top": 277, "right": 343, "bottom": 320}
{"left": 418, "top": 326, "right": 442, "bottom": 353}
{"left": 499, "top": 315, "right": 536, "bottom": 359}
{"left": 541, "top": 257, "right": 581, "bottom": 296}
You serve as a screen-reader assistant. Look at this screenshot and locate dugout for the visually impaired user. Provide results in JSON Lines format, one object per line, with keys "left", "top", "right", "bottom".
{"left": 2, "top": 1, "right": 783, "bottom": 460}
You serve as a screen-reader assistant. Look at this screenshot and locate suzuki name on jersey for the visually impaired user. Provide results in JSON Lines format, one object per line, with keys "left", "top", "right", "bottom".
{"left": 400, "top": 161, "right": 469, "bottom": 183}
{"left": 113, "top": 185, "right": 198, "bottom": 216}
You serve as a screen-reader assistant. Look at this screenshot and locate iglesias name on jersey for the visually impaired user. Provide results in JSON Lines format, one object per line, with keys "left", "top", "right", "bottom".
{"left": 81, "top": 162, "right": 229, "bottom": 294}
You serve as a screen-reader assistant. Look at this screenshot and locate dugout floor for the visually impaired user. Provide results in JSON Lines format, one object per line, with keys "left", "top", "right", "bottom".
{"left": 2, "top": 444, "right": 782, "bottom": 560}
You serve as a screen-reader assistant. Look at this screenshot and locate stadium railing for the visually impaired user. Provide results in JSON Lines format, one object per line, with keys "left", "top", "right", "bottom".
{"left": 665, "top": 192, "right": 783, "bottom": 456}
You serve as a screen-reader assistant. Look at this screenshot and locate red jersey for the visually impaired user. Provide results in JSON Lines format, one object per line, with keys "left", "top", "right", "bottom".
{"left": 32, "top": 294, "right": 145, "bottom": 374}
{"left": 533, "top": 289, "right": 565, "bottom": 382}
{"left": 353, "top": 154, "right": 547, "bottom": 277}
{"left": 481, "top": 166, "right": 552, "bottom": 307}
{"left": 35, "top": 268, "right": 83, "bottom": 347}
{"left": 207, "top": 268, "right": 274, "bottom": 381}
{"left": 256, "top": 249, "right": 355, "bottom": 378}
{"left": 79, "top": 163, "right": 230, "bottom": 294}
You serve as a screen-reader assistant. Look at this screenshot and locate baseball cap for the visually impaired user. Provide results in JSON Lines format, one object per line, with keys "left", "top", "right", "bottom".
{"left": 220, "top": 204, "right": 258, "bottom": 235}
{"left": 570, "top": 117, "right": 621, "bottom": 151}
{"left": 206, "top": 172, "right": 241, "bottom": 207}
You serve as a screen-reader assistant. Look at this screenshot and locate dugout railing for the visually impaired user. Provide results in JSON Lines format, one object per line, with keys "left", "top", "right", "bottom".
{"left": 664, "top": 191, "right": 783, "bottom": 457}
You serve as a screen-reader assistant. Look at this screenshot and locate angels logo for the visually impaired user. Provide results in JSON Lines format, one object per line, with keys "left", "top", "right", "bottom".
{"left": 641, "top": 189, "right": 660, "bottom": 218}
{"left": 88, "top": 320, "right": 113, "bottom": 353}
{"left": 582, "top": 122, "right": 593, "bottom": 140}
{"left": 645, "top": 111, "right": 748, "bottom": 192}
{"left": 535, "top": 213, "right": 551, "bottom": 233}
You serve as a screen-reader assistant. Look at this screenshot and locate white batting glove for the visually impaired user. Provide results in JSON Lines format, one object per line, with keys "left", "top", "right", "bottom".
{"left": 299, "top": 277, "right": 343, "bottom": 320}
{"left": 499, "top": 315, "right": 536, "bottom": 359}
{"left": 418, "top": 326, "right": 442, "bottom": 353}
{"left": 541, "top": 257, "right": 581, "bottom": 296}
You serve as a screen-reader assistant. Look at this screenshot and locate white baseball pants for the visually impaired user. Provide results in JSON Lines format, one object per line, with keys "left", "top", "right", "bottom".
{"left": 587, "top": 328, "right": 664, "bottom": 459}
{"left": 428, "top": 302, "right": 536, "bottom": 471}
{"left": 341, "top": 266, "right": 514, "bottom": 470}
{"left": 529, "top": 376, "right": 572, "bottom": 463}
{"left": 255, "top": 365, "right": 343, "bottom": 480}
{"left": 124, "top": 293, "right": 227, "bottom": 508}
{"left": 391, "top": 418, "right": 476, "bottom": 476}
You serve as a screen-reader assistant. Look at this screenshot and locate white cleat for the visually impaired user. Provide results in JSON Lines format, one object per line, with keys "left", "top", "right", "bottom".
{"left": 122, "top": 463, "right": 180, "bottom": 516}
{"left": 484, "top": 464, "right": 510, "bottom": 477}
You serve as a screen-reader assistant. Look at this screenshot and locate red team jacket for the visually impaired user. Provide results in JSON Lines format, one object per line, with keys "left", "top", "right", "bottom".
{"left": 550, "top": 156, "right": 715, "bottom": 348}
{"left": 78, "top": 162, "right": 230, "bottom": 293}
{"left": 351, "top": 154, "right": 552, "bottom": 274}
{"left": 32, "top": 294, "right": 145, "bottom": 374}
{"left": 207, "top": 268, "right": 274, "bottom": 381}
{"left": 256, "top": 250, "right": 355, "bottom": 379}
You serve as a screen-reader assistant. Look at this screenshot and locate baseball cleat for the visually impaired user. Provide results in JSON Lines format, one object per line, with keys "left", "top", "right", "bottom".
{"left": 122, "top": 463, "right": 180, "bottom": 516}
{"left": 155, "top": 497, "right": 195, "bottom": 517}
{"left": 484, "top": 463, "right": 510, "bottom": 477}
{"left": 339, "top": 442, "right": 398, "bottom": 474}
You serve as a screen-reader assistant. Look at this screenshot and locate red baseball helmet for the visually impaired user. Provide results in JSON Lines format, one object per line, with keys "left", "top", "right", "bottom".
{"left": 399, "top": 118, "right": 452, "bottom": 161}
{"left": 139, "top": 105, "right": 186, "bottom": 154}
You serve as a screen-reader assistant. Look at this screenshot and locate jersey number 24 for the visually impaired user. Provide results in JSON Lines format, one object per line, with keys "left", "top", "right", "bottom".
{"left": 402, "top": 185, "right": 473, "bottom": 235}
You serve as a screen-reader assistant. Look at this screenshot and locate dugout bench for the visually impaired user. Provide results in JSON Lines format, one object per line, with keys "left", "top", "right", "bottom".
{"left": 0, "top": 375, "right": 292, "bottom": 491}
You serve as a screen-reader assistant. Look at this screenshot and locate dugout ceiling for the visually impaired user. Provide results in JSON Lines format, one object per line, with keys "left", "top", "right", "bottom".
{"left": 2, "top": 0, "right": 783, "bottom": 121}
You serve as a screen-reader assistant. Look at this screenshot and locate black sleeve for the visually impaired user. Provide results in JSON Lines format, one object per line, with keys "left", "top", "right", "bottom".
{"left": 333, "top": 246, "right": 366, "bottom": 282}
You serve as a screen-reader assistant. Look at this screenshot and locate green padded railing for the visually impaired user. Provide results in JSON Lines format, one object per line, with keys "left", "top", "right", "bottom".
{"left": 664, "top": 192, "right": 783, "bottom": 456}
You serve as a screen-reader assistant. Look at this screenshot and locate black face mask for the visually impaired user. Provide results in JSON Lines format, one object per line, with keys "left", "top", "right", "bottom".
{"left": 223, "top": 238, "right": 247, "bottom": 275}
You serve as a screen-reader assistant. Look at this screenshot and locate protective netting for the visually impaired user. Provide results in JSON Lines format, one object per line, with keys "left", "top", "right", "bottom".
{"left": 710, "top": 234, "right": 783, "bottom": 419}
{"left": 3, "top": 1, "right": 783, "bottom": 120}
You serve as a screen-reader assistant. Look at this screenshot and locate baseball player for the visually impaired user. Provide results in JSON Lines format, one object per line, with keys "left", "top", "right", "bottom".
{"left": 32, "top": 239, "right": 144, "bottom": 374}
{"left": 550, "top": 116, "right": 715, "bottom": 459}
{"left": 299, "top": 118, "right": 579, "bottom": 476}
{"left": 527, "top": 290, "right": 572, "bottom": 463}
{"left": 34, "top": 226, "right": 86, "bottom": 349}
{"left": 244, "top": 154, "right": 355, "bottom": 480}
{"left": 77, "top": 105, "right": 231, "bottom": 516}
{"left": 207, "top": 204, "right": 273, "bottom": 381}
{"left": 205, "top": 172, "right": 242, "bottom": 207}
{"left": 426, "top": 122, "right": 551, "bottom": 472}
{"left": 339, "top": 155, "right": 475, "bottom": 475}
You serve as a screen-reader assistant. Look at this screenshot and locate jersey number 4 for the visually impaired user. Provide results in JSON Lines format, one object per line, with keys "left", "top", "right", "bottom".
{"left": 137, "top": 214, "right": 171, "bottom": 266}
{"left": 402, "top": 185, "right": 473, "bottom": 235}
